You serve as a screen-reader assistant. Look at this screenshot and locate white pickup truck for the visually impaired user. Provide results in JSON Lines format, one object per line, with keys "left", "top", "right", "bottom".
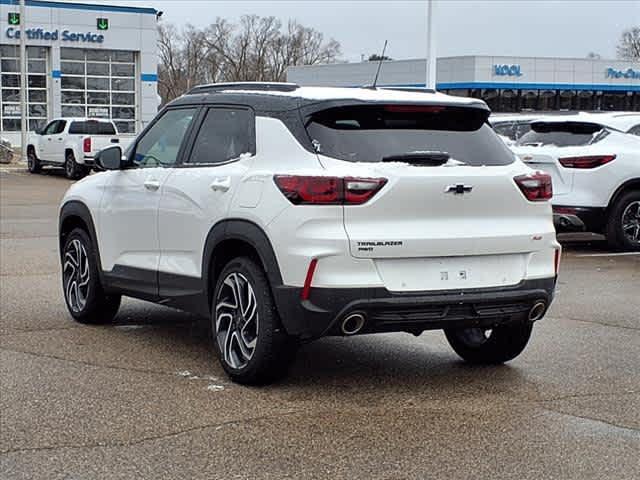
{"left": 26, "top": 118, "right": 134, "bottom": 179}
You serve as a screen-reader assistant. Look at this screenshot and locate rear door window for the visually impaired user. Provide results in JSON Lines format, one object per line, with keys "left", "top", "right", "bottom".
{"left": 305, "top": 105, "right": 513, "bottom": 166}
{"left": 187, "top": 107, "right": 255, "bottom": 165}
{"left": 68, "top": 121, "right": 116, "bottom": 135}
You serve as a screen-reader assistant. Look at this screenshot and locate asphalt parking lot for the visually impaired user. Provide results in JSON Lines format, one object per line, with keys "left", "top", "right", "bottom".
{"left": 1, "top": 168, "right": 639, "bottom": 480}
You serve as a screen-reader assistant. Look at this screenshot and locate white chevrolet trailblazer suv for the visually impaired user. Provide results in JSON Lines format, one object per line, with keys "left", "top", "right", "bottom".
{"left": 58, "top": 83, "right": 560, "bottom": 384}
{"left": 513, "top": 113, "right": 640, "bottom": 251}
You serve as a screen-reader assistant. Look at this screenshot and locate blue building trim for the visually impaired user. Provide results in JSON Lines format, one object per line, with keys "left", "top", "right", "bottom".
{"left": 379, "top": 82, "right": 640, "bottom": 93}
{"left": 51, "top": 69, "right": 61, "bottom": 78}
{"left": 141, "top": 73, "right": 158, "bottom": 82}
{"left": 0, "top": 0, "right": 157, "bottom": 15}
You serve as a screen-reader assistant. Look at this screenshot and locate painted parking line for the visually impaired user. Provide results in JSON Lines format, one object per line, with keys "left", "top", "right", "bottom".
{"left": 575, "top": 252, "right": 640, "bottom": 257}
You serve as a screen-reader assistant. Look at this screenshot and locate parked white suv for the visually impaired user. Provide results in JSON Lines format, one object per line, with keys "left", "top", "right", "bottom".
{"left": 513, "top": 114, "right": 640, "bottom": 250}
{"left": 58, "top": 83, "right": 560, "bottom": 384}
{"left": 27, "top": 117, "right": 132, "bottom": 179}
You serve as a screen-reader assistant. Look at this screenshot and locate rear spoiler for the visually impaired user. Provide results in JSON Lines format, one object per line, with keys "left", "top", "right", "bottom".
{"left": 530, "top": 121, "right": 611, "bottom": 134}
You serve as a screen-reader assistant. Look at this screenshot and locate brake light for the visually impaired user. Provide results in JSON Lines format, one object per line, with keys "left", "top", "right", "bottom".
{"left": 514, "top": 172, "right": 553, "bottom": 201}
{"left": 384, "top": 105, "right": 446, "bottom": 113}
{"left": 274, "top": 175, "right": 387, "bottom": 205}
{"left": 83, "top": 137, "right": 91, "bottom": 153}
{"left": 558, "top": 155, "right": 616, "bottom": 169}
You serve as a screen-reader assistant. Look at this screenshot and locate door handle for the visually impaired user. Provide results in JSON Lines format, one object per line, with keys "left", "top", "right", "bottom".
{"left": 144, "top": 179, "right": 161, "bottom": 191}
{"left": 210, "top": 177, "right": 231, "bottom": 192}
{"left": 47, "top": 138, "right": 52, "bottom": 141}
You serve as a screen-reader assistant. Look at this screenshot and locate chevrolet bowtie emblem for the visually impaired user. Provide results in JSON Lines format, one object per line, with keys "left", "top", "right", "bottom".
{"left": 445, "top": 184, "right": 473, "bottom": 195}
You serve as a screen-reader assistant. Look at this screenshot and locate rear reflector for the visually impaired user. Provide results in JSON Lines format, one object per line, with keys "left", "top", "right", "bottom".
{"left": 554, "top": 249, "right": 561, "bottom": 275}
{"left": 274, "top": 175, "right": 387, "bottom": 205}
{"left": 558, "top": 154, "right": 616, "bottom": 169}
{"left": 83, "top": 137, "right": 91, "bottom": 153}
{"left": 514, "top": 172, "right": 553, "bottom": 201}
{"left": 301, "top": 258, "right": 318, "bottom": 300}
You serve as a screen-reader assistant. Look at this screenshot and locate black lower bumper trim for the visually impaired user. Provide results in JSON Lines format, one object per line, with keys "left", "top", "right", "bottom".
{"left": 273, "top": 278, "right": 556, "bottom": 340}
{"left": 553, "top": 205, "right": 606, "bottom": 233}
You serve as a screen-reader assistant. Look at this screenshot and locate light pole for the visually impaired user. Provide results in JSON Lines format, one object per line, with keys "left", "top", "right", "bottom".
{"left": 19, "top": 0, "right": 27, "bottom": 161}
{"left": 425, "top": 0, "right": 436, "bottom": 90}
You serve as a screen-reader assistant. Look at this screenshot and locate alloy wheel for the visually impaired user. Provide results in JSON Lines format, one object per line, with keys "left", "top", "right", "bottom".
{"left": 621, "top": 200, "right": 640, "bottom": 245}
{"left": 63, "top": 239, "right": 90, "bottom": 313}
{"left": 215, "top": 272, "right": 259, "bottom": 369}
{"left": 66, "top": 156, "right": 74, "bottom": 177}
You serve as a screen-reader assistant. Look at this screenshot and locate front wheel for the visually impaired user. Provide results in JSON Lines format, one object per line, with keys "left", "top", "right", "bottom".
{"left": 445, "top": 322, "right": 533, "bottom": 364}
{"left": 62, "top": 228, "right": 121, "bottom": 324}
{"left": 607, "top": 191, "right": 640, "bottom": 251}
{"left": 211, "top": 257, "right": 296, "bottom": 385}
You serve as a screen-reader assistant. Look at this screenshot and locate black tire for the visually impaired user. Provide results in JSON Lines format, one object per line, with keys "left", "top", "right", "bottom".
{"left": 445, "top": 322, "right": 533, "bottom": 364}
{"left": 606, "top": 191, "right": 640, "bottom": 251}
{"left": 211, "top": 256, "right": 296, "bottom": 385}
{"left": 65, "top": 151, "right": 81, "bottom": 179}
{"left": 62, "top": 228, "right": 121, "bottom": 324}
{"left": 27, "top": 147, "right": 41, "bottom": 173}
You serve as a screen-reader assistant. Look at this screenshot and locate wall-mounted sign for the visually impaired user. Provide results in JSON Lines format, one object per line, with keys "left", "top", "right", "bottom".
{"left": 88, "top": 107, "right": 109, "bottom": 118}
{"left": 5, "top": 27, "right": 104, "bottom": 43}
{"left": 97, "top": 18, "right": 109, "bottom": 31}
{"left": 8, "top": 12, "right": 20, "bottom": 26}
{"left": 3, "top": 104, "right": 20, "bottom": 116}
{"left": 493, "top": 64, "right": 523, "bottom": 77}
{"left": 606, "top": 67, "right": 640, "bottom": 80}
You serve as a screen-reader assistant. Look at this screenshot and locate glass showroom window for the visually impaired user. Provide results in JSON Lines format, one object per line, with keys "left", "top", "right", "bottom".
{"left": 575, "top": 91, "right": 595, "bottom": 111}
{"left": 60, "top": 48, "right": 136, "bottom": 133}
{"left": 0, "top": 45, "right": 48, "bottom": 132}
{"left": 521, "top": 90, "right": 538, "bottom": 111}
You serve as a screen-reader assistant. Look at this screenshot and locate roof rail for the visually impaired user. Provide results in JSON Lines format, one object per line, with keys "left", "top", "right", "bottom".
{"left": 186, "top": 82, "right": 300, "bottom": 95}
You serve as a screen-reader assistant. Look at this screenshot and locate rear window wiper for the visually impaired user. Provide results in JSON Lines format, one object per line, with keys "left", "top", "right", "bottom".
{"left": 382, "top": 151, "right": 450, "bottom": 166}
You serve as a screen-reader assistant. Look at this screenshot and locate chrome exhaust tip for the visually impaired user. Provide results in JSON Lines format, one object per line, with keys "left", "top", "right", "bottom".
{"left": 341, "top": 313, "right": 366, "bottom": 335}
{"left": 528, "top": 301, "right": 547, "bottom": 321}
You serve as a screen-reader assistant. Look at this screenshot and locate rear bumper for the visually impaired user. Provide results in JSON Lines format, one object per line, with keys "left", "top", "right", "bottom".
{"left": 273, "top": 277, "right": 556, "bottom": 341}
{"left": 553, "top": 206, "right": 606, "bottom": 233}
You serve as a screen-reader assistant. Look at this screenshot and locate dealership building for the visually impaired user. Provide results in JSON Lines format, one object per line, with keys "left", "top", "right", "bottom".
{"left": 0, "top": 0, "right": 159, "bottom": 146}
{"left": 287, "top": 56, "right": 640, "bottom": 113}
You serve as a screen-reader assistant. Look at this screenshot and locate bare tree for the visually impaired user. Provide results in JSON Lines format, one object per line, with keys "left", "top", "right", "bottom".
{"left": 157, "top": 16, "right": 342, "bottom": 104}
{"left": 617, "top": 26, "right": 640, "bottom": 60}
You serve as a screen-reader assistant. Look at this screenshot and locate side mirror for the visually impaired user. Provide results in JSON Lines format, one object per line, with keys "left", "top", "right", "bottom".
{"left": 95, "top": 145, "right": 123, "bottom": 170}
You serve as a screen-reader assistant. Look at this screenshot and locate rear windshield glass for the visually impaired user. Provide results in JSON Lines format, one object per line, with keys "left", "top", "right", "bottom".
{"left": 305, "top": 105, "right": 513, "bottom": 166}
{"left": 69, "top": 121, "right": 116, "bottom": 135}
{"left": 517, "top": 121, "right": 606, "bottom": 147}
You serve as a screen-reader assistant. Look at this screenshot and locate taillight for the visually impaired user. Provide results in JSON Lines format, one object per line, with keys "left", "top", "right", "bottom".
{"left": 273, "top": 175, "right": 387, "bottom": 205}
{"left": 514, "top": 172, "right": 553, "bottom": 201}
{"left": 83, "top": 137, "right": 91, "bottom": 153}
{"left": 558, "top": 155, "right": 616, "bottom": 169}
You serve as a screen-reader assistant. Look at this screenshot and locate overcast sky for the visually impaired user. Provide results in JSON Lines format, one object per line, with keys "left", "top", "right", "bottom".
{"left": 79, "top": 0, "right": 639, "bottom": 61}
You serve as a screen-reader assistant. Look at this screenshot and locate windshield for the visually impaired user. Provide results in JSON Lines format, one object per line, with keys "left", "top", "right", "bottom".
{"left": 305, "top": 105, "right": 514, "bottom": 166}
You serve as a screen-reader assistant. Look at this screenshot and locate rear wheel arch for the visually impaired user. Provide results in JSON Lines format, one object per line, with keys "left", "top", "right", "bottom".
{"left": 607, "top": 179, "right": 640, "bottom": 211}
{"left": 202, "top": 219, "right": 283, "bottom": 313}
